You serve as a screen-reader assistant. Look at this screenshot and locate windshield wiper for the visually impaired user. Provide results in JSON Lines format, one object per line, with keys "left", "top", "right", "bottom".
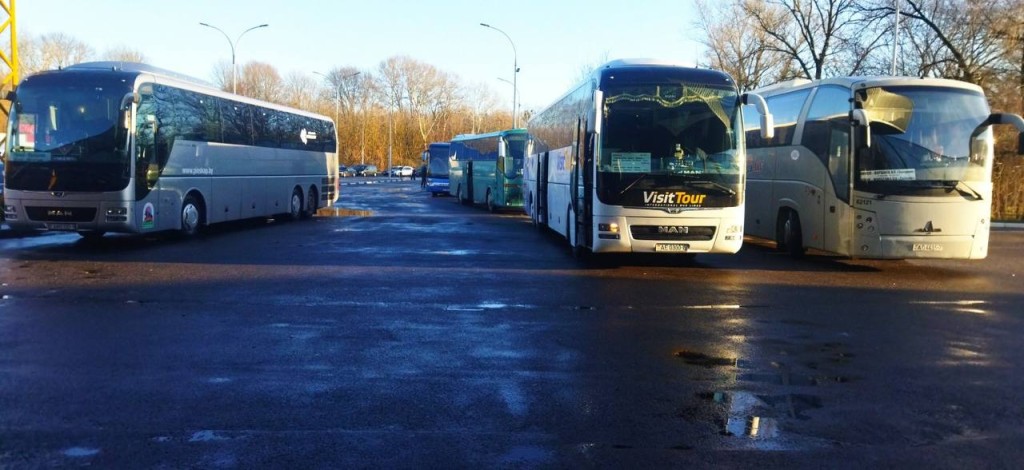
{"left": 943, "top": 180, "right": 983, "bottom": 200}
{"left": 618, "top": 173, "right": 648, "bottom": 196}
{"left": 686, "top": 180, "right": 736, "bottom": 196}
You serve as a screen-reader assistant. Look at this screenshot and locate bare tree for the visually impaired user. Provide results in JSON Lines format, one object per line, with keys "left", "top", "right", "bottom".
{"left": 102, "top": 45, "right": 146, "bottom": 64}
{"left": 17, "top": 32, "right": 93, "bottom": 75}
{"left": 696, "top": 0, "right": 791, "bottom": 90}
{"left": 741, "top": 0, "right": 869, "bottom": 79}
{"left": 237, "top": 61, "right": 283, "bottom": 102}
{"left": 280, "top": 71, "right": 319, "bottom": 111}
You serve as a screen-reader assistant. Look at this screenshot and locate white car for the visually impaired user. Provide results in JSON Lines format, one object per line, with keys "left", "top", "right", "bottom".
{"left": 390, "top": 166, "right": 414, "bottom": 177}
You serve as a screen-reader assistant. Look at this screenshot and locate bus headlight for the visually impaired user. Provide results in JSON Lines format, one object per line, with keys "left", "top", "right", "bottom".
{"left": 4, "top": 205, "right": 16, "bottom": 219}
{"left": 598, "top": 223, "right": 619, "bottom": 233}
{"left": 105, "top": 207, "right": 128, "bottom": 222}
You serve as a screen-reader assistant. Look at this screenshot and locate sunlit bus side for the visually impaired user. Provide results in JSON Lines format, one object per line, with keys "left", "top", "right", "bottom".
{"left": 448, "top": 129, "right": 527, "bottom": 212}
{"left": 523, "top": 58, "right": 773, "bottom": 259}
{"left": 2, "top": 62, "right": 339, "bottom": 239}
{"left": 742, "top": 76, "right": 1024, "bottom": 259}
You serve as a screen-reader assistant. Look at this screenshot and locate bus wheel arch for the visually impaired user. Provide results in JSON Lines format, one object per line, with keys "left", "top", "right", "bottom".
{"left": 181, "top": 192, "right": 205, "bottom": 237}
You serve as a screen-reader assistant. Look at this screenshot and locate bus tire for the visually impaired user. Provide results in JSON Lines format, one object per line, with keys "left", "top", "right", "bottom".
{"left": 288, "top": 188, "right": 303, "bottom": 220}
{"left": 486, "top": 189, "right": 495, "bottom": 213}
{"left": 303, "top": 187, "right": 318, "bottom": 219}
{"left": 181, "top": 194, "right": 204, "bottom": 237}
{"left": 778, "top": 209, "right": 805, "bottom": 257}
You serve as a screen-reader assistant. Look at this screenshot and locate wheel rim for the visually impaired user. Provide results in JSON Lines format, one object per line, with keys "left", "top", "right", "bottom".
{"left": 182, "top": 202, "right": 199, "bottom": 234}
{"left": 291, "top": 191, "right": 302, "bottom": 218}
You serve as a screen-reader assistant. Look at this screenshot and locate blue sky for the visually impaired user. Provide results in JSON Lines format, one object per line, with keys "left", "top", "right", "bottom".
{"left": 19, "top": 0, "right": 704, "bottom": 110}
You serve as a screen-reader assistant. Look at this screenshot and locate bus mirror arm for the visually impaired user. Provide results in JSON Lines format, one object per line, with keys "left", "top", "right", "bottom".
{"left": 974, "top": 112, "right": 1024, "bottom": 155}
{"left": 851, "top": 109, "right": 871, "bottom": 149}
{"left": 741, "top": 93, "right": 774, "bottom": 140}
{"left": 120, "top": 92, "right": 140, "bottom": 110}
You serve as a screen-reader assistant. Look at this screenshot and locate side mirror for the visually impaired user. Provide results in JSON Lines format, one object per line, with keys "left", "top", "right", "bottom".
{"left": 592, "top": 89, "right": 604, "bottom": 134}
{"left": 741, "top": 92, "right": 774, "bottom": 140}
{"left": 851, "top": 109, "right": 872, "bottom": 149}
{"left": 973, "top": 112, "right": 1024, "bottom": 155}
{"left": 498, "top": 139, "right": 507, "bottom": 158}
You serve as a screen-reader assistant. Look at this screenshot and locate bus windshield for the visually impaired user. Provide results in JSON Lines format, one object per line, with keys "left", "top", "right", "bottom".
{"left": 504, "top": 135, "right": 526, "bottom": 179}
{"left": 855, "top": 86, "right": 991, "bottom": 191}
{"left": 597, "top": 83, "right": 742, "bottom": 208}
{"left": 6, "top": 72, "right": 133, "bottom": 192}
{"left": 427, "top": 146, "right": 450, "bottom": 177}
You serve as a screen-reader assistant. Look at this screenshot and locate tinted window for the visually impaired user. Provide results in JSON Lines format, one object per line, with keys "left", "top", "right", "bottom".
{"left": 764, "top": 90, "right": 810, "bottom": 146}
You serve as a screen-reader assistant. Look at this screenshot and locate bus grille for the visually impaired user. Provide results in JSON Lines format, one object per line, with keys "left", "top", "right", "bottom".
{"left": 26, "top": 206, "right": 97, "bottom": 222}
{"left": 630, "top": 225, "right": 715, "bottom": 241}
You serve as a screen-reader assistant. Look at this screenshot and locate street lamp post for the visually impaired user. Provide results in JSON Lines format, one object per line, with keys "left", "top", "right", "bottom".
{"left": 313, "top": 71, "right": 360, "bottom": 125}
{"left": 480, "top": 22, "right": 519, "bottom": 128}
{"left": 314, "top": 71, "right": 361, "bottom": 165}
{"left": 199, "top": 22, "right": 269, "bottom": 94}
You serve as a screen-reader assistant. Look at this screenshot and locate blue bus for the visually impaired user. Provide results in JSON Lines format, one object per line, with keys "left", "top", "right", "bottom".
{"left": 421, "top": 142, "right": 450, "bottom": 197}
{"left": 448, "top": 129, "right": 526, "bottom": 212}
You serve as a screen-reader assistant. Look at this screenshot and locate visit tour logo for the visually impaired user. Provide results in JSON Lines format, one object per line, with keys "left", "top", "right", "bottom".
{"left": 642, "top": 191, "right": 707, "bottom": 207}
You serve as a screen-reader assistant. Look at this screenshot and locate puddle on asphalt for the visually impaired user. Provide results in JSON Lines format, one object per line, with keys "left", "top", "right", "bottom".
{"left": 674, "top": 349, "right": 737, "bottom": 367}
{"left": 316, "top": 207, "right": 373, "bottom": 217}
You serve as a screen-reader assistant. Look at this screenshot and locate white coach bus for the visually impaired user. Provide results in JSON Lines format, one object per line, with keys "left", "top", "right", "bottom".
{"left": 742, "top": 76, "right": 1024, "bottom": 259}
{"left": 3, "top": 62, "right": 338, "bottom": 239}
{"left": 524, "top": 59, "right": 772, "bottom": 258}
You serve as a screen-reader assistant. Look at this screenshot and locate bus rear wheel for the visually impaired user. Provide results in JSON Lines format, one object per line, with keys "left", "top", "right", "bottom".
{"left": 303, "top": 187, "right": 318, "bottom": 219}
{"left": 181, "top": 195, "right": 203, "bottom": 237}
{"left": 486, "top": 189, "right": 495, "bottom": 213}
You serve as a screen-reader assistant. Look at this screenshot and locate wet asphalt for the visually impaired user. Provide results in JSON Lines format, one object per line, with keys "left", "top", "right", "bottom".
{"left": 2, "top": 178, "right": 1024, "bottom": 468}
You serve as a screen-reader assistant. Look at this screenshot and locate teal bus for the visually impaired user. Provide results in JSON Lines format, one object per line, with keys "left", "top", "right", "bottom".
{"left": 448, "top": 129, "right": 526, "bottom": 212}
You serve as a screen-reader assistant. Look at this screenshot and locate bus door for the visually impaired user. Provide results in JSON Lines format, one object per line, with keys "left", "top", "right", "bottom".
{"left": 822, "top": 121, "right": 853, "bottom": 253}
{"left": 465, "top": 160, "right": 474, "bottom": 205}
{"left": 537, "top": 152, "right": 548, "bottom": 225}
{"left": 572, "top": 117, "right": 592, "bottom": 249}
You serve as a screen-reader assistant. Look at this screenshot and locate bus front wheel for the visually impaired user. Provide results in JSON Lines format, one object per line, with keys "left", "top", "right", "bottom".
{"left": 181, "top": 195, "right": 203, "bottom": 237}
{"left": 288, "top": 188, "right": 303, "bottom": 220}
{"left": 777, "top": 210, "right": 805, "bottom": 257}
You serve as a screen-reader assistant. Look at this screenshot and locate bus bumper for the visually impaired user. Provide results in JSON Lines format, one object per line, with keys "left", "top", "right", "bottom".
{"left": 591, "top": 216, "right": 744, "bottom": 254}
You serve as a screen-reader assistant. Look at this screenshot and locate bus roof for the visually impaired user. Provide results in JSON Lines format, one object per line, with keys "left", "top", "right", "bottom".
{"left": 451, "top": 128, "right": 527, "bottom": 142}
{"left": 43, "top": 61, "right": 333, "bottom": 123}
{"left": 751, "top": 76, "right": 984, "bottom": 97}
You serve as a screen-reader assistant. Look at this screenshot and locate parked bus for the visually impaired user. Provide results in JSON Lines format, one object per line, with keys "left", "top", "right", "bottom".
{"left": 523, "top": 59, "right": 773, "bottom": 257}
{"left": 2, "top": 62, "right": 338, "bottom": 239}
{"left": 421, "top": 141, "right": 450, "bottom": 197}
{"left": 448, "top": 129, "right": 527, "bottom": 212}
{"left": 742, "top": 76, "right": 1024, "bottom": 259}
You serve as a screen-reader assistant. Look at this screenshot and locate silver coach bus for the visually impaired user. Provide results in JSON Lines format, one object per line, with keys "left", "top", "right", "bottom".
{"left": 3, "top": 62, "right": 338, "bottom": 239}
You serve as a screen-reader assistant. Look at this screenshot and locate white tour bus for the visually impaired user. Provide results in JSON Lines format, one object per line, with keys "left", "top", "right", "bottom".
{"left": 3, "top": 62, "right": 339, "bottom": 238}
{"left": 524, "top": 59, "right": 772, "bottom": 257}
{"left": 742, "top": 76, "right": 1024, "bottom": 259}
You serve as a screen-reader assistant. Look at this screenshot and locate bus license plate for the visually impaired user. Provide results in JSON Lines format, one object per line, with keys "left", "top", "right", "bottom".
{"left": 655, "top": 243, "right": 690, "bottom": 253}
{"left": 46, "top": 223, "right": 78, "bottom": 231}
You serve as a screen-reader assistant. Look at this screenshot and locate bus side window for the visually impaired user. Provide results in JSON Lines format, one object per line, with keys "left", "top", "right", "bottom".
{"left": 765, "top": 90, "right": 810, "bottom": 147}
{"left": 804, "top": 86, "right": 852, "bottom": 201}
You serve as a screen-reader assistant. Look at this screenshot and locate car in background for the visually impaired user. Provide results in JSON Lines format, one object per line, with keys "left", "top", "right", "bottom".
{"left": 339, "top": 165, "right": 356, "bottom": 177}
{"left": 353, "top": 164, "right": 378, "bottom": 177}
{"left": 388, "top": 165, "right": 414, "bottom": 177}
